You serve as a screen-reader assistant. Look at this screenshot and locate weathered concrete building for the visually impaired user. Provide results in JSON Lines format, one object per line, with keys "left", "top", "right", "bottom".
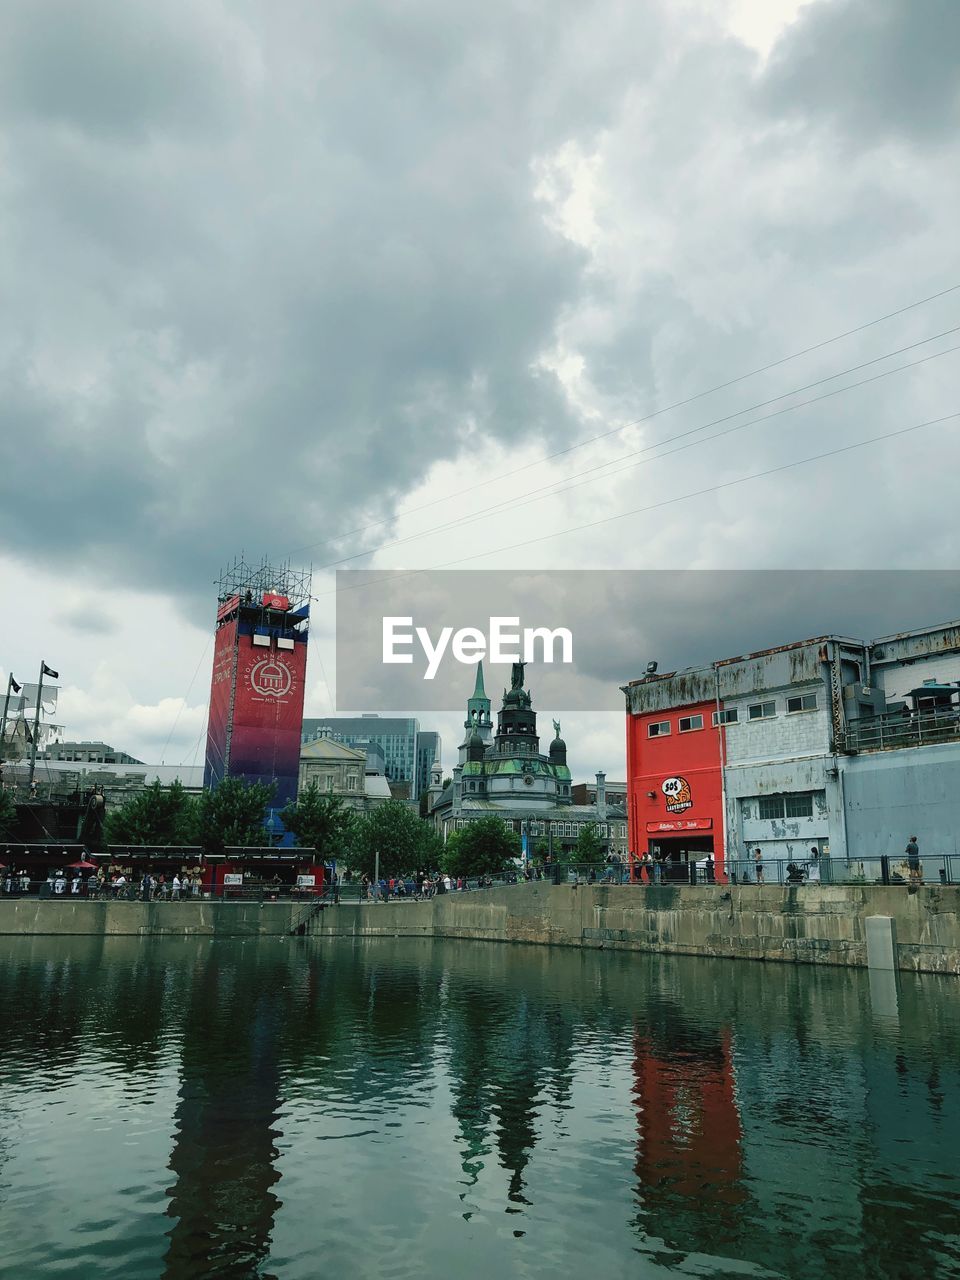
{"left": 623, "top": 619, "right": 960, "bottom": 881}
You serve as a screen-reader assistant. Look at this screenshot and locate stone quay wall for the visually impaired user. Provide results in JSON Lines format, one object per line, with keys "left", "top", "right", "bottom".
{"left": 1, "top": 884, "right": 957, "bottom": 974}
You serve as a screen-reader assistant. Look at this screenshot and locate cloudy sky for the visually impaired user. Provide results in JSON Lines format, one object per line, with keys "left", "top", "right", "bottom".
{"left": 2, "top": 0, "right": 959, "bottom": 780}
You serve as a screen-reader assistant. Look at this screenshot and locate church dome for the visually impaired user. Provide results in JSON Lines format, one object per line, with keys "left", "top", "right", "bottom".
{"left": 549, "top": 734, "right": 567, "bottom": 763}
{"left": 468, "top": 731, "right": 486, "bottom": 761}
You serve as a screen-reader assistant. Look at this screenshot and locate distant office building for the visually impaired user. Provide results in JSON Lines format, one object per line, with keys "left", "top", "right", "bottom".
{"left": 571, "top": 780, "right": 627, "bottom": 808}
{"left": 301, "top": 716, "right": 440, "bottom": 800}
{"left": 42, "top": 741, "right": 144, "bottom": 765}
{"left": 416, "top": 731, "right": 441, "bottom": 799}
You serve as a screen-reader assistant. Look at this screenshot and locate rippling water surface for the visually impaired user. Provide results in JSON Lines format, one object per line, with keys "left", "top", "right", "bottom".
{"left": 0, "top": 936, "right": 958, "bottom": 1279}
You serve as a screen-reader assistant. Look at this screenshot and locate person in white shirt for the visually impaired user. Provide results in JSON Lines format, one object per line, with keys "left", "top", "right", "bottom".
{"left": 54, "top": 872, "right": 66, "bottom": 895}
{"left": 172, "top": 874, "right": 182, "bottom": 901}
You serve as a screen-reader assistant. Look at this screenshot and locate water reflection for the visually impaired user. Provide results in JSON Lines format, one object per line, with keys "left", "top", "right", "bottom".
{"left": 0, "top": 936, "right": 958, "bottom": 1279}
{"left": 163, "top": 949, "right": 284, "bottom": 1279}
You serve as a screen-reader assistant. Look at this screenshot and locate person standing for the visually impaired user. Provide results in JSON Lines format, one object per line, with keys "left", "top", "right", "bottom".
{"left": 905, "top": 835, "right": 921, "bottom": 885}
{"left": 807, "top": 847, "right": 821, "bottom": 883}
{"left": 754, "top": 848, "right": 764, "bottom": 885}
{"left": 172, "top": 874, "right": 181, "bottom": 901}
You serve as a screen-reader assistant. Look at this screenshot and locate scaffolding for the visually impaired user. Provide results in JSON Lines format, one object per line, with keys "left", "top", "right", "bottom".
{"left": 214, "top": 555, "right": 312, "bottom": 611}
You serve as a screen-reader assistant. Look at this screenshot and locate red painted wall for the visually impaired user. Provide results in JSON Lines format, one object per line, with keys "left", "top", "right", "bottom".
{"left": 626, "top": 698, "right": 726, "bottom": 876}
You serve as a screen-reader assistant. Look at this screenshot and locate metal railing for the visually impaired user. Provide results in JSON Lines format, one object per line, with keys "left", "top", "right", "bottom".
{"left": 842, "top": 705, "right": 960, "bottom": 753}
{"left": 5, "top": 857, "right": 959, "bottom": 901}
{"left": 726, "top": 854, "right": 960, "bottom": 886}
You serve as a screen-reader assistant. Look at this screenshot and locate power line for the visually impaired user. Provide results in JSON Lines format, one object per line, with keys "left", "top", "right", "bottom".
{"left": 283, "top": 281, "right": 960, "bottom": 558}
{"left": 309, "top": 333, "right": 960, "bottom": 574}
{"left": 320, "top": 411, "right": 959, "bottom": 597}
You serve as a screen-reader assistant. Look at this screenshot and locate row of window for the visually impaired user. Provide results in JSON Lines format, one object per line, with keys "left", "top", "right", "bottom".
{"left": 646, "top": 692, "right": 819, "bottom": 737}
{"left": 450, "top": 819, "right": 628, "bottom": 839}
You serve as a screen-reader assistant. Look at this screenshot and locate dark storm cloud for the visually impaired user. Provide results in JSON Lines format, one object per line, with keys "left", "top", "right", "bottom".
{"left": 0, "top": 0, "right": 660, "bottom": 602}
{"left": 759, "top": 0, "right": 960, "bottom": 144}
{"left": 2, "top": 0, "right": 958, "bottom": 619}
{"left": 335, "top": 569, "right": 960, "bottom": 711}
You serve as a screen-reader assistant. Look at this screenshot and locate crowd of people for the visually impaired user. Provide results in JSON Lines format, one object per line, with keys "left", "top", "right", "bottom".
{"left": 0, "top": 865, "right": 206, "bottom": 899}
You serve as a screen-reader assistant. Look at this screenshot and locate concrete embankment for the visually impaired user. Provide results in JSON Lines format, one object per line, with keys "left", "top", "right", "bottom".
{"left": 2, "top": 883, "right": 958, "bottom": 973}
{"left": 0, "top": 897, "right": 301, "bottom": 938}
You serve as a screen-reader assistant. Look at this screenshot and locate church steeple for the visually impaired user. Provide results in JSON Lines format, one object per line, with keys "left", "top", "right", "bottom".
{"left": 460, "top": 661, "right": 492, "bottom": 764}
{"left": 465, "top": 661, "right": 491, "bottom": 730}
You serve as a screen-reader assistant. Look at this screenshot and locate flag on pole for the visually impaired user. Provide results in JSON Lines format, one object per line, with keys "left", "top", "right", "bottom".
{"left": 41, "top": 663, "right": 58, "bottom": 679}
{"left": 10, "top": 676, "right": 21, "bottom": 693}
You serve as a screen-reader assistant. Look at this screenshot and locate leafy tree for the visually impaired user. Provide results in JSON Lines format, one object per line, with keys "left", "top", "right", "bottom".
{"left": 344, "top": 800, "right": 442, "bottom": 879}
{"left": 280, "top": 785, "right": 354, "bottom": 860}
{"left": 442, "top": 815, "right": 520, "bottom": 878}
{"left": 195, "top": 777, "right": 276, "bottom": 854}
{"left": 104, "top": 780, "right": 198, "bottom": 846}
{"left": 0, "top": 788, "right": 16, "bottom": 838}
{"left": 572, "top": 822, "right": 605, "bottom": 863}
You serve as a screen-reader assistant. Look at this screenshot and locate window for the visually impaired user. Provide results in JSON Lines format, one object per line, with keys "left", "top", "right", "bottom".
{"left": 347, "top": 775, "right": 358, "bottom": 791}
{"left": 757, "top": 791, "right": 816, "bottom": 820}
{"left": 679, "top": 714, "right": 704, "bottom": 733}
{"left": 785, "top": 792, "right": 814, "bottom": 818}
{"left": 647, "top": 720, "right": 671, "bottom": 738}
{"left": 748, "top": 701, "right": 776, "bottom": 720}
{"left": 712, "top": 708, "right": 739, "bottom": 726}
{"left": 787, "top": 692, "right": 818, "bottom": 714}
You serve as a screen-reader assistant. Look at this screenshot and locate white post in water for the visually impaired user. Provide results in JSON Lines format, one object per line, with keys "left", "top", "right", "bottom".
{"left": 865, "top": 915, "right": 898, "bottom": 970}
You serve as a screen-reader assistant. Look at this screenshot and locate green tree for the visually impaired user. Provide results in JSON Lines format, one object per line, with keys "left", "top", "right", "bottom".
{"left": 104, "top": 780, "right": 198, "bottom": 846}
{"left": 442, "top": 815, "right": 520, "bottom": 878}
{"left": 195, "top": 777, "right": 276, "bottom": 854}
{"left": 0, "top": 788, "right": 16, "bottom": 838}
{"left": 280, "top": 784, "right": 354, "bottom": 860}
{"left": 344, "top": 800, "right": 442, "bottom": 879}
{"left": 572, "top": 822, "right": 605, "bottom": 863}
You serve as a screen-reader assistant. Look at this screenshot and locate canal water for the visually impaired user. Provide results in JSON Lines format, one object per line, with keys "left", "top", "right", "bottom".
{"left": 0, "top": 936, "right": 957, "bottom": 1280}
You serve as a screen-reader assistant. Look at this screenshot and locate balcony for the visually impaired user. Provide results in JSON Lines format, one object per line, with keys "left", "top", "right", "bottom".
{"left": 842, "top": 705, "right": 960, "bottom": 753}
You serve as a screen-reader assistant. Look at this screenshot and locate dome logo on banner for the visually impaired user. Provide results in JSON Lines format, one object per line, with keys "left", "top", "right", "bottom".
{"left": 249, "top": 657, "right": 293, "bottom": 699}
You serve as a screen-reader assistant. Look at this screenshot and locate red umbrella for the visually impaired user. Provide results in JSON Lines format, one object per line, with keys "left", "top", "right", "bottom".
{"left": 68, "top": 859, "right": 98, "bottom": 870}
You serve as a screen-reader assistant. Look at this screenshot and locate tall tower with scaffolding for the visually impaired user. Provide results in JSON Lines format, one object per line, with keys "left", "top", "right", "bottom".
{"left": 204, "top": 558, "right": 311, "bottom": 816}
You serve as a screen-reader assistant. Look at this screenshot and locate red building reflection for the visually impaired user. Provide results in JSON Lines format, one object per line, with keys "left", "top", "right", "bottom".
{"left": 632, "top": 1024, "right": 745, "bottom": 1223}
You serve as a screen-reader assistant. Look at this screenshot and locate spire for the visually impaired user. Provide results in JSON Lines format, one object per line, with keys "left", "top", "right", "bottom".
{"left": 473, "top": 661, "right": 486, "bottom": 698}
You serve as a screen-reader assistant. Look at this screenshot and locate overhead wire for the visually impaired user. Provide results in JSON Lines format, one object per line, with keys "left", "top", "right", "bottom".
{"left": 306, "top": 329, "right": 960, "bottom": 574}
{"left": 320, "top": 411, "right": 960, "bottom": 597}
{"left": 283, "top": 281, "right": 960, "bottom": 558}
